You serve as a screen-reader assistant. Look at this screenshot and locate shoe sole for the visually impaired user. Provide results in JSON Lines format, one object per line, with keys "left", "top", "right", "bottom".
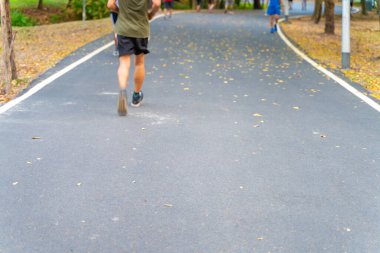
{"left": 131, "top": 101, "right": 142, "bottom": 108}
{"left": 118, "top": 96, "right": 127, "bottom": 116}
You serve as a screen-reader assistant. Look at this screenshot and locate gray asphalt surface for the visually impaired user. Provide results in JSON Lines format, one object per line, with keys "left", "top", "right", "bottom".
{"left": 1, "top": 10, "right": 380, "bottom": 253}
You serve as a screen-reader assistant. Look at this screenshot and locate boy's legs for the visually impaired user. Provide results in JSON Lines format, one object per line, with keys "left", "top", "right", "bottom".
{"left": 196, "top": 0, "right": 201, "bottom": 11}
{"left": 131, "top": 54, "right": 145, "bottom": 107}
{"left": 274, "top": 14, "right": 279, "bottom": 31}
{"left": 134, "top": 54, "right": 145, "bottom": 93}
{"left": 208, "top": 0, "right": 214, "bottom": 12}
{"left": 117, "top": 55, "right": 131, "bottom": 115}
{"left": 118, "top": 55, "right": 131, "bottom": 90}
{"left": 269, "top": 15, "right": 276, "bottom": 33}
{"left": 269, "top": 15, "right": 274, "bottom": 28}
{"left": 169, "top": 1, "right": 173, "bottom": 17}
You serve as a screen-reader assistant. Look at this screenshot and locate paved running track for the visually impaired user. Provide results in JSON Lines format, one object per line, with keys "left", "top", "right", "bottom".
{"left": 1, "top": 10, "right": 380, "bottom": 253}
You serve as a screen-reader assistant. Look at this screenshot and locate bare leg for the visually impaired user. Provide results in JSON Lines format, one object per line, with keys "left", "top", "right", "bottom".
{"left": 118, "top": 55, "right": 131, "bottom": 90}
{"left": 270, "top": 15, "right": 274, "bottom": 28}
{"left": 275, "top": 14, "right": 279, "bottom": 25}
{"left": 169, "top": 8, "right": 172, "bottom": 17}
{"left": 117, "top": 55, "right": 130, "bottom": 115}
{"left": 134, "top": 54, "right": 145, "bottom": 93}
{"left": 208, "top": 2, "right": 214, "bottom": 12}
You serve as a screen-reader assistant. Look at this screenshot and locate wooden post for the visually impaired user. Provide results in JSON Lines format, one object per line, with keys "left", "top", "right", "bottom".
{"left": 0, "top": 0, "right": 17, "bottom": 94}
{"left": 82, "top": 0, "right": 86, "bottom": 21}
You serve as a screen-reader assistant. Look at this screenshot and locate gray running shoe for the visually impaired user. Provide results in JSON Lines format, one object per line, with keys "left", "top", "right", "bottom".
{"left": 118, "top": 90, "right": 127, "bottom": 116}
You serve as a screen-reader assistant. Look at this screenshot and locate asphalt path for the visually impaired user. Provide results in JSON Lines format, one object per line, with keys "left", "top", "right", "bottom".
{"left": 1, "top": 10, "right": 380, "bottom": 253}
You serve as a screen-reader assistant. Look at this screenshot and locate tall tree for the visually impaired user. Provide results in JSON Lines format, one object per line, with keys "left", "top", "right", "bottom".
{"left": 360, "top": 0, "right": 367, "bottom": 15}
{"left": 312, "top": 0, "right": 323, "bottom": 23}
{"left": 324, "top": 0, "right": 335, "bottom": 34}
{"left": 312, "top": 0, "right": 335, "bottom": 34}
{"left": 37, "top": 0, "right": 43, "bottom": 10}
{"left": 0, "top": 0, "right": 17, "bottom": 94}
{"left": 192, "top": 0, "right": 196, "bottom": 9}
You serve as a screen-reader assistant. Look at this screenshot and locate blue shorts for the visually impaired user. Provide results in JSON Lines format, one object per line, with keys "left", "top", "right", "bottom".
{"left": 267, "top": 5, "right": 280, "bottom": 15}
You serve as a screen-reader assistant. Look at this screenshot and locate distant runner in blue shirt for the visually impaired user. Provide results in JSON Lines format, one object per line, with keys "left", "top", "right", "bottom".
{"left": 266, "top": 0, "right": 283, "bottom": 33}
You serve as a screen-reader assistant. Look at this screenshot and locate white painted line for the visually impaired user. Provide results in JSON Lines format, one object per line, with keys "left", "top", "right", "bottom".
{"left": 0, "top": 13, "right": 166, "bottom": 115}
{"left": 277, "top": 19, "right": 380, "bottom": 113}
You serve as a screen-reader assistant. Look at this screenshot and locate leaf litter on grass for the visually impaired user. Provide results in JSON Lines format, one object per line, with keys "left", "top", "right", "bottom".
{"left": 281, "top": 13, "right": 380, "bottom": 99}
{"left": 0, "top": 18, "right": 113, "bottom": 104}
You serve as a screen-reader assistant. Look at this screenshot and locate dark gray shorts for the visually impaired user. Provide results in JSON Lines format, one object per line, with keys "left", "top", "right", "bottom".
{"left": 164, "top": 1, "right": 173, "bottom": 8}
{"left": 117, "top": 35, "right": 149, "bottom": 56}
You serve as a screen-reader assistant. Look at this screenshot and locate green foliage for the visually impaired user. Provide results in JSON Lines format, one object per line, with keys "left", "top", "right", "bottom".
{"left": 237, "top": 2, "right": 254, "bottom": 9}
{"left": 10, "top": 0, "right": 67, "bottom": 9}
{"left": 70, "top": 0, "right": 110, "bottom": 20}
{"left": 11, "top": 10, "right": 37, "bottom": 26}
{"left": 49, "top": 14, "right": 64, "bottom": 23}
{"left": 173, "top": 0, "right": 192, "bottom": 9}
{"left": 160, "top": 0, "right": 191, "bottom": 9}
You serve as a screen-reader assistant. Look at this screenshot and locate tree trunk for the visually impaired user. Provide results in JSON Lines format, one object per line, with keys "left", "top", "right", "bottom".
{"left": 37, "top": 0, "right": 43, "bottom": 10}
{"left": 192, "top": 0, "right": 196, "bottom": 8}
{"left": 66, "top": 0, "right": 72, "bottom": 8}
{"left": 218, "top": 0, "right": 225, "bottom": 8}
{"left": 312, "top": 0, "right": 323, "bottom": 23}
{"left": 360, "top": 0, "right": 368, "bottom": 15}
{"left": 0, "top": 0, "right": 17, "bottom": 95}
{"left": 253, "top": 0, "right": 261, "bottom": 9}
{"left": 324, "top": 0, "right": 335, "bottom": 34}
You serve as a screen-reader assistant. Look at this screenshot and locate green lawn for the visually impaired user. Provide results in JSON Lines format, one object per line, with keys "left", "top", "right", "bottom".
{"left": 10, "top": 0, "right": 67, "bottom": 9}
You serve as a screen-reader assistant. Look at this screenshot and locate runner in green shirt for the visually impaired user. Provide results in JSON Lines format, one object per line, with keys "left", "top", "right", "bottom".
{"left": 107, "top": 0, "right": 161, "bottom": 116}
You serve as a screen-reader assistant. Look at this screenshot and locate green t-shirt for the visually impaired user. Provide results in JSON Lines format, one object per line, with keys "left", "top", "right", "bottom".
{"left": 115, "top": 0, "right": 149, "bottom": 38}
